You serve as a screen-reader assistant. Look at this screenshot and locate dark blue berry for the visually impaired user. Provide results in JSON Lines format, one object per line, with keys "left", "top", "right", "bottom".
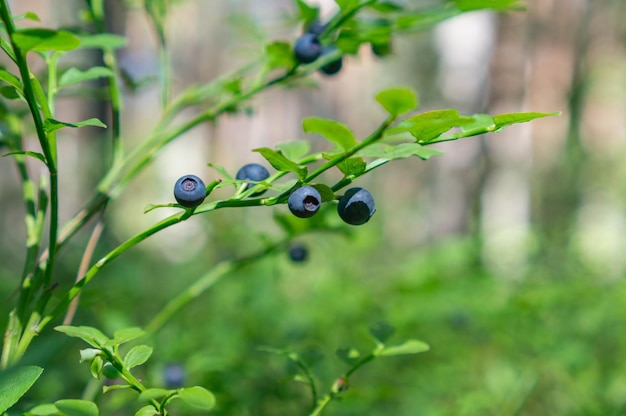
{"left": 235, "top": 163, "right": 270, "bottom": 196}
{"left": 337, "top": 187, "right": 376, "bottom": 225}
{"left": 294, "top": 33, "right": 322, "bottom": 64}
{"left": 164, "top": 363, "right": 185, "bottom": 388}
{"left": 306, "top": 19, "right": 326, "bottom": 36}
{"left": 319, "top": 46, "right": 343, "bottom": 76}
{"left": 288, "top": 186, "right": 322, "bottom": 218}
{"left": 288, "top": 244, "right": 308, "bottom": 262}
{"left": 174, "top": 174, "right": 206, "bottom": 208}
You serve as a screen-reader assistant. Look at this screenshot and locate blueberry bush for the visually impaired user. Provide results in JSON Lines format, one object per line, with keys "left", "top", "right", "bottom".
{"left": 0, "top": 0, "right": 558, "bottom": 414}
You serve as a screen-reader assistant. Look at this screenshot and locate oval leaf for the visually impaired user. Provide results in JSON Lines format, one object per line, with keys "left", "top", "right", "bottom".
{"left": 78, "top": 34, "right": 128, "bottom": 50}
{"left": 59, "top": 67, "right": 113, "bottom": 87}
{"left": 13, "top": 29, "right": 80, "bottom": 52}
{"left": 0, "top": 366, "right": 43, "bottom": 413}
{"left": 54, "top": 400, "right": 99, "bottom": 416}
{"left": 177, "top": 386, "right": 216, "bottom": 410}
{"left": 493, "top": 111, "right": 559, "bottom": 130}
{"left": 43, "top": 118, "right": 107, "bottom": 134}
{"left": 375, "top": 87, "right": 418, "bottom": 116}
{"left": 124, "top": 345, "right": 153, "bottom": 369}
{"left": 138, "top": 388, "right": 169, "bottom": 403}
{"left": 303, "top": 117, "right": 357, "bottom": 150}
{"left": 378, "top": 339, "right": 430, "bottom": 356}
{"left": 110, "top": 327, "right": 145, "bottom": 345}
{"left": 253, "top": 147, "right": 307, "bottom": 179}
{"left": 55, "top": 325, "right": 110, "bottom": 348}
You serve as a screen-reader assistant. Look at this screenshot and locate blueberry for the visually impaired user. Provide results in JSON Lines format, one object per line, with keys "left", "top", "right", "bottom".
{"left": 288, "top": 244, "right": 308, "bottom": 262}
{"left": 288, "top": 186, "right": 322, "bottom": 218}
{"left": 164, "top": 363, "right": 185, "bottom": 388}
{"left": 235, "top": 163, "right": 270, "bottom": 196}
{"left": 337, "top": 187, "right": 376, "bottom": 225}
{"left": 319, "top": 46, "right": 343, "bottom": 76}
{"left": 294, "top": 33, "right": 322, "bottom": 64}
{"left": 174, "top": 174, "right": 206, "bottom": 208}
{"left": 305, "top": 19, "right": 326, "bottom": 36}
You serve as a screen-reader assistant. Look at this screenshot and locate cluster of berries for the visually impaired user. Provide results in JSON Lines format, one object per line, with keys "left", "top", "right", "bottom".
{"left": 293, "top": 20, "right": 343, "bottom": 75}
{"left": 173, "top": 164, "right": 376, "bottom": 226}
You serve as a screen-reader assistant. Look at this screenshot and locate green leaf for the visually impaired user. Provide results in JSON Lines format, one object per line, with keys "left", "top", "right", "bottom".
{"left": 177, "top": 386, "right": 216, "bottom": 410}
{"left": 59, "top": 67, "right": 113, "bottom": 87}
{"left": 135, "top": 405, "right": 159, "bottom": 416}
{"left": 375, "top": 87, "right": 418, "bottom": 116}
{"left": 3, "top": 150, "right": 47, "bottom": 164}
{"left": 24, "top": 403, "right": 59, "bottom": 415}
{"left": 311, "top": 183, "right": 335, "bottom": 202}
{"left": 13, "top": 29, "right": 80, "bottom": 52}
{"left": 138, "top": 388, "right": 170, "bottom": 403}
{"left": 378, "top": 339, "right": 430, "bottom": 356}
{"left": 43, "top": 118, "right": 107, "bottom": 134}
{"left": 296, "top": 0, "right": 319, "bottom": 22}
{"left": 78, "top": 34, "right": 128, "bottom": 50}
{"left": 369, "top": 2, "right": 404, "bottom": 12}
{"left": 336, "top": 347, "right": 360, "bottom": 365}
{"left": 493, "top": 112, "right": 559, "bottom": 130}
{"left": 0, "top": 68, "right": 23, "bottom": 90}
{"left": 55, "top": 325, "right": 110, "bottom": 348}
{"left": 110, "top": 327, "right": 145, "bottom": 345}
{"left": 265, "top": 41, "right": 296, "bottom": 70}
{"left": 337, "top": 157, "right": 366, "bottom": 177}
{"left": 15, "top": 11, "right": 41, "bottom": 22}
{"left": 336, "top": 0, "right": 359, "bottom": 10}
{"left": 253, "top": 147, "right": 307, "bottom": 179}
{"left": 102, "top": 384, "right": 131, "bottom": 393}
{"left": 399, "top": 110, "right": 474, "bottom": 143}
{"left": 454, "top": 0, "right": 525, "bottom": 12}
{"left": 54, "top": 399, "right": 99, "bottom": 416}
{"left": 302, "top": 117, "right": 357, "bottom": 150}
{"left": 276, "top": 140, "right": 310, "bottom": 161}
{"left": 0, "top": 366, "right": 44, "bottom": 413}
{"left": 90, "top": 356, "right": 104, "bottom": 379}
{"left": 0, "top": 85, "right": 22, "bottom": 99}
{"left": 208, "top": 163, "right": 235, "bottom": 181}
{"left": 414, "top": 146, "right": 444, "bottom": 160}
{"left": 369, "top": 321, "right": 395, "bottom": 343}
{"left": 124, "top": 345, "right": 153, "bottom": 369}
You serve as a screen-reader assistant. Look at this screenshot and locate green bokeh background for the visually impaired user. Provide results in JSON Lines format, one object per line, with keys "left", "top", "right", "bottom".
{"left": 1, "top": 0, "right": 626, "bottom": 415}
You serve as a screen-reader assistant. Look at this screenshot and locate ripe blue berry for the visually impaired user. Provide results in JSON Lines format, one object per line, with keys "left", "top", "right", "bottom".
{"left": 288, "top": 244, "right": 308, "bottom": 262}
{"left": 174, "top": 174, "right": 206, "bottom": 208}
{"left": 319, "top": 46, "right": 343, "bottom": 76}
{"left": 288, "top": 186, "right": 322, "bottom": 218}
{"left": 306, "top": 19, "right": 326, "bottom": 36}
{"left": 294, "top": 33, "right": 322, "bottom": 64}
{"left": 337, "top": 187, "right": 376, "bottom": 225}
{"left": 236, "top": 163, "right": 270, "bottom": 196}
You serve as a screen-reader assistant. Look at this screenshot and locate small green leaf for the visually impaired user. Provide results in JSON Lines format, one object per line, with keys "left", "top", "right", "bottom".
{"left": 378, "top": 339, "right": 430, "bottom": 356}
{"left": 369, "top": 321, "right": 395, "bottom": 343}
{"left": 265, "top": 41, "right": 296, "bottom": 70}
{"left": 337, "top": 157, "right": 366, "bottom": 177}
{"left": 43, "top": 118, "right": 107, "bottom": 134}
{"left": 493, "top": 112, "right": 559, "bottom": 130}
{"left": 13, "top": 29, "right": 80, "bottom": 52}
{"left": 296, "top": 0, "right": 319, "bottom": 22}
{"left": 0, "top": 68, "right": 23, "bottom": 90}
{"left": 336, "top": 347, "right": 360, "bottom": 365}
{"left": 253, "top": 147, "right": 307, "bottom": 179}
{"left": 414, "top": 146, "right": 444, "bottom": 160}
{"left": 455, "top": 0, "right": 525, "bottom": 12}
{"left": 135, "top": 405, "right": 159, "bottom": 416}
{"left": 90, "top": 356, "right": 104, "bottom": 379}
{"left": 110, "top": 327, "right": 144, "bottom": 345}
{"left": 55, "top": 325, "right": 110, "bottom": 348}
{"left": 0, "top": 86, "right": 22, "bottom": 99}
{"left": 24, "top": 403, "right": 59, "bottom": 415}
{"left": 138, "top": 388, "right": 170, "bottom": 403}
{"left": 102, "top": 384, "right": 131, "bottom": 394}
{"left": 59, "top": 67, "right": 113, "bottom": 87}
{"left": 124, "top": 345, "right": 153, "bottom": 369}
{"left": 0, "top": 366, "right": 44, "bottom": 413}
{"left": 311, "top": 183, "right": 335, "bottom": 203}
{"left": 78, "top": 34, "right": 128, "bottom": 50}
{"left": 54, "top": 399, "right": 99, "bottom": 416}
{"left": 15, "top": 11, "right": 41, "bottom": 22}
{"left": 208, "top": 163, "right": 234, "bottom": 181}
{"left": 336, "top": 0, "right": 359, "bottom": 10}
{"left": 369, "top": 2, "right": 404, "bottom": 12}
{"left": 375, "top": 87, "right": 418, "bottom": 116}
{"left": 177, "top": 386, "right": 216, "bottom": 410}
{"left": 276, "top": 140, "right": 310, "bottom": 161}
{"left": 303, "top": 117, "right": 357, "bottom": 150}
{"left": 3, "top": 150, "right": 46, "bottom": 164}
